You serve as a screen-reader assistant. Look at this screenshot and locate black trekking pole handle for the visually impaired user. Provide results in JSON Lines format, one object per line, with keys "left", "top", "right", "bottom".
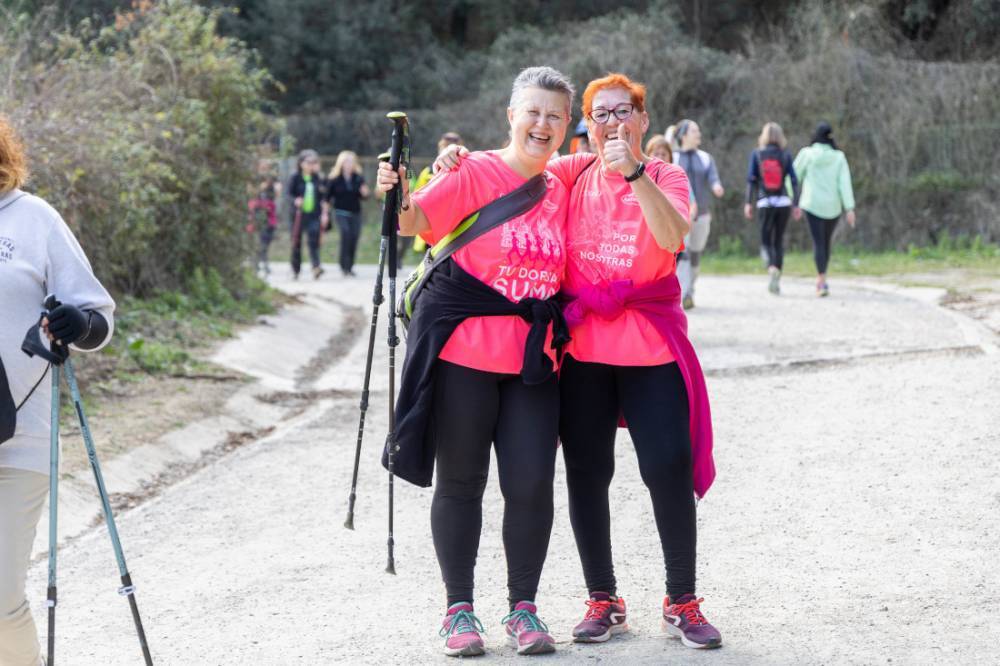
{"left": 21, "top": 295, "right": 69, "bottom": 366}
{"left": 381, "top": 112, "right": 409, "bottom": 239}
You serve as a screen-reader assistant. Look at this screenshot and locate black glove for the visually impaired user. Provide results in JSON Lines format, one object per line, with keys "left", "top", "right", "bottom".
{"left": 46, "top": 303, "right": 89, "bottom": 346}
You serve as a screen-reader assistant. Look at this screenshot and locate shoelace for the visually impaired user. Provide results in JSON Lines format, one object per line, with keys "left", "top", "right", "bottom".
{"left": 440, "top": 609, "right": 485, "bottom": 638}
{"left": 501, "top": 608, "right": 549, "bottom": 634}
{"left": 583, "top": 598, "right": 612, "bottom": 621}
{"left": 671, "top": 597, "right": 708, "bottom": 626}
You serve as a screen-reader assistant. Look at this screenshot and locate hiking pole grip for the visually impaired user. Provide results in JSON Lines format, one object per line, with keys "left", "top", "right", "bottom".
{"left": 21, "top": 295, "right": 69, "bottom": 365}
{"left": 380, "top": 112, "right": 408, "bottom": 238}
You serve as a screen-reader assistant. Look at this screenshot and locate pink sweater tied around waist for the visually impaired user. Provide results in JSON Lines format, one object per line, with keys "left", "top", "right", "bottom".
{"left": 563, "top": 274, "right": 716, "bottom": 499}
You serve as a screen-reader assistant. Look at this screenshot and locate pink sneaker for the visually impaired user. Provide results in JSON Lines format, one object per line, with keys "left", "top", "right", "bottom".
{"left": 440, "top": 602, "right": 486, "bottom": 657}
{"left": 502, "top": 601, "right": 556, "bottom": 655}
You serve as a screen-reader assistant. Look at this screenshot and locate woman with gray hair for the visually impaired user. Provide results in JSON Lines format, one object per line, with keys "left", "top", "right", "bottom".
{"left": 376, "top": 66, "right": 574, "bottom": 657}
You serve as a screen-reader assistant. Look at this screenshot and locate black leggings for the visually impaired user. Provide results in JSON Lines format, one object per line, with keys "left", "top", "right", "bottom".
{"left": 759, "top": 206, "right": 790, "bottom": 270}
{"left": 335, "top": 210, "right": 362, "bottom": 273}
{"left": 559, "top": 356, "right": 696, "bottom": 599}
{"left": 431, "top": 361, "right": 559, "bottom": 608}
{"left": 806, "top": 211, "right": 839, "bottom": 274}
{"left": 290, "top": 214, "right": 322, "bottom": 274}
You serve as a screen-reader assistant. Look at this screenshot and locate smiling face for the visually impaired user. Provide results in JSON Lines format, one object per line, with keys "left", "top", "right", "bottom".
{"left": 506, "top": 87, "right": 571, "bottom": 170}
{"left": 587, "top": 86, "right": 649, "bottom": 165}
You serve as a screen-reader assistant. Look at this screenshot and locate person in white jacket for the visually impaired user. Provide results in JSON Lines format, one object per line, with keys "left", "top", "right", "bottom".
{"left": 0, "top": 116, "right": 115, "bottom": 666}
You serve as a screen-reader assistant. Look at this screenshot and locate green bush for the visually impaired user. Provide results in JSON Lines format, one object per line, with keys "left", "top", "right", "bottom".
{"left": 1, "top": 0, "right": 284, "bottom": 297}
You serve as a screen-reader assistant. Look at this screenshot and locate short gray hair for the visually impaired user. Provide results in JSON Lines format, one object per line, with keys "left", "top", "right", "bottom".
{"left": 509, "top": 66, "right": 575, "bottom": 112}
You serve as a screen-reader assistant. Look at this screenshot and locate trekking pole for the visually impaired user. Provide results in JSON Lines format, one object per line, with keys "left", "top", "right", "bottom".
{"left": 63, "top": 359, "right": 154, "bottom": 664}
{"left": 23, "top": 296, "right": 155, "bottom": 665}
{"left": 47, "top": 351, "right": 63, "bottom": 665}
{"left": 383, "top": 111, "right": 409, "bottom": 575}
{"left": 291, "top": 204, "right": 302, "bottom": 277}
{"left": 20, "top": 301, "right": 68, "bottom": 665}
{"left": 344, "top": 150, "right": 392, "bottom": 531}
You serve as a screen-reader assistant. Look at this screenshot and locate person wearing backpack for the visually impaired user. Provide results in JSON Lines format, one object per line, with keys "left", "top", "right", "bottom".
{"left": 743, "top": 122, "right": 799, "bottom": 295}
{"left": 376, "top": 67, "right": 574, "bottom": 657}
{"left": 0, "top": 115, "right": 115, "bottom": 666}
{"left": 673, "top": 119, "right": 724, "bottom": 310}
{"left": 793, "top": 122, "right": 857, "bottom": 297}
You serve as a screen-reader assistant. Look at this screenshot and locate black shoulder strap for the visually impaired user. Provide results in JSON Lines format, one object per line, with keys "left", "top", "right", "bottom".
{"left": 426, "top": 172, "right": 548, "bottom": 270}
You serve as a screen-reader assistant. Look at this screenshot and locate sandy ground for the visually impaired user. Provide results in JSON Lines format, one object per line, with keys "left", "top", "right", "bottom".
{"left": 26, "top": 267, "right": 1000, "bottom": 665}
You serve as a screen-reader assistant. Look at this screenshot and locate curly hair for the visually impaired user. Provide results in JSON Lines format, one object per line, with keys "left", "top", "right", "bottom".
{"left": 0, "top": 115, "right": 29, "bottom": 193}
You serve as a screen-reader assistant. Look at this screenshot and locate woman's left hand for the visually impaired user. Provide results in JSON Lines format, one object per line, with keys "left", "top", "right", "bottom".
{"left": 602, "top": 125, "right": 641, "bottom": 176}
{"left": 42, "top": 303, "right": 88, "bottom": 346}
{"left": 846, "top": 210, "right": 857, "bottom": 228}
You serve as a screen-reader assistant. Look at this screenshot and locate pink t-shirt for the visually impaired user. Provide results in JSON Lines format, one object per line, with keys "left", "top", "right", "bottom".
{"left": 411, "top": 151, "right": 568, "bottom": 374}
{"left": 548, "top": 154, "right": 691, "bottom": 366}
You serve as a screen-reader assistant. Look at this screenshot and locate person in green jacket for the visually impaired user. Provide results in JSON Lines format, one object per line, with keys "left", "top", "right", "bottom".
{"left": 793, "top": 122, "right": 857, "bottom": 297}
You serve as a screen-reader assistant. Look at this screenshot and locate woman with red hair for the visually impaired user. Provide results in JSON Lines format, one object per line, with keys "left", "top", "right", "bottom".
{"left": 437, "top": 72, "right": 722, "bottom": 651}
{"left": 0, "top": 115, "right": 115, "bottom": 666}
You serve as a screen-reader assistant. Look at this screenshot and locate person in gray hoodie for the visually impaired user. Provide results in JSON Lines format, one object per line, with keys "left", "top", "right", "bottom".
{"left": 673, "top": 119, "right": 724, "bottom": 309}
{"left": 0, "top": 115, "right": 115, "bottom": 666}
{"left": 792, "top": 122, "right": 857, "bottom": 297}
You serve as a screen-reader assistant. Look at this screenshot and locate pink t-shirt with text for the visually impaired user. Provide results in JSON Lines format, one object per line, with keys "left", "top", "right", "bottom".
{"left": 548, "top": 154, "right": 691, "bottom": 366}
{"left": 411, "top": 151, "right": 568, "bottom": 374}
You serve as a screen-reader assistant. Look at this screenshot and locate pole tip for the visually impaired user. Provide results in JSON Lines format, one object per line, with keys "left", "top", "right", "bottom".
{"left": 385, "top": 562, "right": 397, "bottom": 575}
{"left": 343, "top": 516, "right": 355, "bottom": 530}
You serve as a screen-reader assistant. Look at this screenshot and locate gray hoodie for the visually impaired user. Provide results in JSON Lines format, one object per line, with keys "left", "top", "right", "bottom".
{"left": 0, "top": 189, "right": 115, "bottom": 475}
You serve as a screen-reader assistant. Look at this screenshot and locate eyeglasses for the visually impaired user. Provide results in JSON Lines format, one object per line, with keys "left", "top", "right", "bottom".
{"left": 588, "top": 103, "right": 635, "bottom": 125}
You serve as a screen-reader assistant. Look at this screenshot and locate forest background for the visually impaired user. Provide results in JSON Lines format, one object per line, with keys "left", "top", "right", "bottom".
{"left": 2, "top": 0, "right": 999, "bottom": 300}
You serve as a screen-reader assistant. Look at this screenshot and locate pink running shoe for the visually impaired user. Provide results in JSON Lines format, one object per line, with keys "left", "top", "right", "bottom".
{"left": 661, "top": 594, "right": 722, "bottom": 649}
{"left": 502, "top": 601, "right": 556, "bottom": 655}
{"left": 440, "top": 602, "right": 486, "bottom": 657}
{"left": 572, "top": 592, "right": 629, "bottom": 643}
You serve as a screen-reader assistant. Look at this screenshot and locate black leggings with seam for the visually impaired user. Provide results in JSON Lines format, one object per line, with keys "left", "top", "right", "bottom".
{"left": 559, "top": 355, "right": 696, "bottom": 599}
{"left": 431, "top": 360, "right": 559, "bottom": 608}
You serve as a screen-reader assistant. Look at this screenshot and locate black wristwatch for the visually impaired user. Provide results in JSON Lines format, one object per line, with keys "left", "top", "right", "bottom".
{"left": 624, "top": 161, "right": 646, "bottom": 183}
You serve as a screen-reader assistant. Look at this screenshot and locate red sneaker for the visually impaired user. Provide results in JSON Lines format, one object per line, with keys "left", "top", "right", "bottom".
{"left": 571, "top": 592, "right": 629, "bottom": 643}
{"left": 661, "top": 594, "right": 722, "bottom": 649}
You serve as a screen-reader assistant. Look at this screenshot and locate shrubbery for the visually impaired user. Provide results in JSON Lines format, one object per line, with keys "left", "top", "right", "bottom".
{"left": 289, "top": 1, "right": 1000, "bottom": 252}
{"left": 0, "top": 0, "right": 283, "bottom": 297}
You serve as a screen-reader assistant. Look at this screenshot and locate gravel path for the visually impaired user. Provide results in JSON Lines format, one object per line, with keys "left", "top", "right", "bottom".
{"left": 26, "top": 270, "right": 1000, "bottom": 665}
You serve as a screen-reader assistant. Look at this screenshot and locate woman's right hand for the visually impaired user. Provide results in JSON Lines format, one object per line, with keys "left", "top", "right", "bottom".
{"left": 433, "top": 144, "right": 470, "bottom": 174}
{"left": 376, "top": 161, "right": 408, "bottom": 195}
{"left": 743, "top": 203, "right": 753, "bottom": 220}
{"left": 846, "top": 210, "right": 857, "bottom": 228}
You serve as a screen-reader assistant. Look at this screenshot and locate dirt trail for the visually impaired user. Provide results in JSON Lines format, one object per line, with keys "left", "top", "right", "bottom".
{"left": 26, "top": 268, "right": 1000, "bottom": 665}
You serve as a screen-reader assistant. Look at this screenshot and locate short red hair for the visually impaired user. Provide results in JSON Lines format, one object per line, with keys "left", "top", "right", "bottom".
{"left": 581, "top": 73, "right": 647, "bottom": 118}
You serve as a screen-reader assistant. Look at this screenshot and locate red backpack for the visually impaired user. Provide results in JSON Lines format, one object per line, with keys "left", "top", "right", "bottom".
{"left": 757, "top": 147, "right": 786, "bottom": 196}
